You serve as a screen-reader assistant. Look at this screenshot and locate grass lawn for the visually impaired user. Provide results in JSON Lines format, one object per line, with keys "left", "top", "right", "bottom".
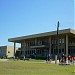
{"left": 0, "top": 60, "right": 75, "bottom": 75}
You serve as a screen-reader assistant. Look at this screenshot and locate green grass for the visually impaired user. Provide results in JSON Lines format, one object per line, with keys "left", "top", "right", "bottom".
{"left": 8, "top": 58, "right": 45, "bottom": 62}
{"left": 0, "top": 61, "right": 75, "bottom": 75}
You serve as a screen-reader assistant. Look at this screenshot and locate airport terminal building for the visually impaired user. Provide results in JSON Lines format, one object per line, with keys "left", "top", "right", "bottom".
{"left": 8, "top": 29, "right": 75, "bottom": 58}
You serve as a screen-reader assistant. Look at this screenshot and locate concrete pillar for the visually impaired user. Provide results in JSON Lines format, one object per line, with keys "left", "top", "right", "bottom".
{"left": 14, "top": 42, "right": 16, "bottom": 57}
{"left": 21, "top": 42, "right": 24, "bottom": 55}
{"left": 49, "top": 37, "right": 51, "bottom": 54}
{"left": 24, "top": 40, "right": 26, "bottom": 56}
{"left": 35, "top": 38, "right": 37, "bottom": 53}
{"left": 66, "top": 34, "right": 68, "bottom": 56}
{"left": 20, "top": 43, "right": 22, "bottom": 54}
{"left": 55, "top": 55, "right": 57, "bottom": 64}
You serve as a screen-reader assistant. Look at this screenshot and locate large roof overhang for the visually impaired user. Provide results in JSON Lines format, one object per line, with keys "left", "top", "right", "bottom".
{"left": 8, "top": 28, "right": 75, "bottom": 43}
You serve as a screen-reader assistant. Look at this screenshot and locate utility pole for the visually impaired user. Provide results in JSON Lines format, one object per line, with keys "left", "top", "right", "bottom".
{"left": 57, "top": 21, "right": 59, "bottom": 54}
{"left": 55, "top": 21, "right": 59, "bottom": 64}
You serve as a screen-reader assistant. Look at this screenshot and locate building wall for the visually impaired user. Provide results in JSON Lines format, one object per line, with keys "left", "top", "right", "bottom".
{"left": 21, "top": 34, "right": 75, "bottom": 57}
{"left": 0, "top": 46, "right": 19, "bottom": 58}
{"left": 6, "top": 46, "right": 14, "bottom": 58}
{"left": 8, "top": 29, "right": 75, "bottom": 58}
{"left": 0, "top": 46, "right": 7, "bottom": 58}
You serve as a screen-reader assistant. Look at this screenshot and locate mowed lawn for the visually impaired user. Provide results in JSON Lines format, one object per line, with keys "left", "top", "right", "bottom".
{"left": 0, "top": 61, "right": 75, "bottom": 75}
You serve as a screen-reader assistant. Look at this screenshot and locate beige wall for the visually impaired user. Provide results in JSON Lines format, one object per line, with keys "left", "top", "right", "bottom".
{"left": 0, "top": 46, "right": 19, "bottom": 58}
{"left": 6, "top": 46, "right": 14, "bottom": 58}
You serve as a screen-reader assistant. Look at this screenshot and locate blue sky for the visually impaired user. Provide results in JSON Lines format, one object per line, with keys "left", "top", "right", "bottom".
{"left": 0, "top": 0, "right": 74, "bottom": 46}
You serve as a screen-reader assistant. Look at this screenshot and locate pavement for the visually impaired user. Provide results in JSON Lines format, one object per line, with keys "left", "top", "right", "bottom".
{"left": 0, "top": 59, "right": 60, "bottom": 64}
{"left": 0, "top": 59, "right": 9, "bottom": 61}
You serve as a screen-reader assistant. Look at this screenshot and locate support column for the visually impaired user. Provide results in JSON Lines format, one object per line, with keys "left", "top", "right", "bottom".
{"left": 24, "top": 40, "right": 26, "bottom": 56}
{"left": 66, "top": 34, "right": 68, "bottom": 56}
{"left": 35, "top": 38, "right": 37, "bottom": 53}
{"left": 21, "top": 42, "right": 23, "bottom": 55}
{"left": 49, "top": 37, "right": 51, "bottom": 54}
{"left": 14, "top": 42, "right": 16, "bottom": 57}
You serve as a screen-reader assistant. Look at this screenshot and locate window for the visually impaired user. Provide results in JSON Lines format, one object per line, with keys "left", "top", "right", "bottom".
{"left": 52, "top": 40, "right": 54, "bottom": 44}
{"left": 32, "top": 50, "right": 34, "bottom": 54}
{"left": 59, "top": 39, "right": 62, "bottom": 44}
{"left": 30, "top": 51, "right": 31, "bottom": 54}
{"left": 74, "top": 49, "right": 75, "bottom": 53}
{"left": 62, "top": 39, "right": 64, "bottom": 43}
{"left": 62, "top": 49, "right": 64, "bottom": 53}
{"left": 54, "top": 40, "right": 57, "bottom": 44}
{"left": 68, "top": 49, "right": 70, "bottom": 54}
{"left": 27, "top": 51, "right": 29, "bottom": 54}
{"left": 26, "top": 43, "right": 28, "bottom": 47}
{"left": 52, "top": 39, "right": 55, "bottom": 44}
{"left": 51, "top": 49, "right": 53, "bottom": 54}
{"left": 25, "top": 51, "right": 27, "bottom": 54}
{"left": 59, "top": 49, "right": 61, "bottom": 53}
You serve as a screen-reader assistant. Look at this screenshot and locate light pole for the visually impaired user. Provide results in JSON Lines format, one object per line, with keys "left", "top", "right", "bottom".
{"left": 55, "top": 21, "right": 59, "bottom": 64}
{"left": 57, "top": 21, "right": 59, "bottom": 55}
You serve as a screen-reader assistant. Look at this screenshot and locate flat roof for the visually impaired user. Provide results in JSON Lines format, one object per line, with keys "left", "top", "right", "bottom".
{"left": 8, "top": 28, "right": 75, "bottom": 42}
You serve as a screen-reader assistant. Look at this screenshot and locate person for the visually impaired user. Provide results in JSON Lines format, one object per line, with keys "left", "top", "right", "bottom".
{"left": 48, "top": 54, "right": 50, "bottom": 63}
{"left": 24, "top": 55, "right": 25, "bottom": 61}
{"left": 70, "top": 56, "right": 73, "bottom": 64}
{"left": 62, "top": 53, "right": 64, "bottom": 63}
{"left": 14, "top": 55, "right": 15, "bottom": 61}
{"left": 58, "top": 54, "right": 61, "bottom": 64}
{"left": 50, "top": 54, "right": 52, "bottom": 63}
{"left": 68, "top": 55, "right": 70, "bottom": 64}
{"left": 46, "top": 54, "right": 48, "bottom": 63}
{"left": 46, "top": 54, "right": 50, "bottom": 64}
{"left": 64, "top": 55, "right": 66, "bottom": 63}
{"left": 17, "top": 56, "right": 19, "bottom": 61}
{"left": 73, "top": 56, "right": 75, "bottom": 65}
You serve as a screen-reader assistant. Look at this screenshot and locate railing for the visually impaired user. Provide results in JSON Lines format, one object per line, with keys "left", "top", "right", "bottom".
{"left": 68, "top": 43, "right": 75, "bottom": 46}
{"left": 30, "top": 42, "right": 49, "bottom": 49}
{"left": 30, "top": 42, "right": 49, "bottom": 46}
